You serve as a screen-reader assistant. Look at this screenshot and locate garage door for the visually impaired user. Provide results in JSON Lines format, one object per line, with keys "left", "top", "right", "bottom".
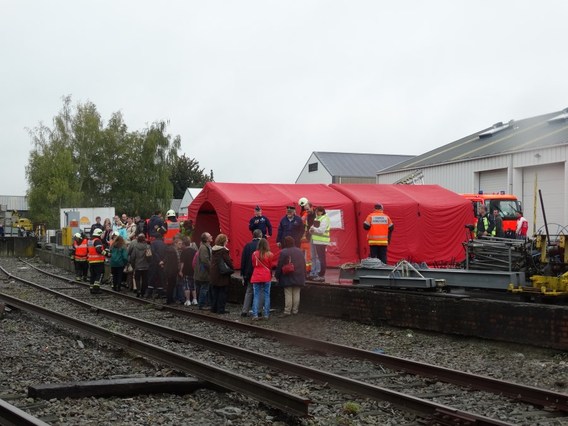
{"left": 479, "top": 169, "right": 508, "bottom": 194}
{"left": 522, "top": 163, "right": 565, "bottom": 233}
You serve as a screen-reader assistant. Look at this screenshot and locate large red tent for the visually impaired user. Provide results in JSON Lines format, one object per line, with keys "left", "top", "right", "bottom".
{"left": 331, "top": 184, "right": 472, "bottom": 265}
{"left": 187, "top": 182, "right": 359, "bottom": 269}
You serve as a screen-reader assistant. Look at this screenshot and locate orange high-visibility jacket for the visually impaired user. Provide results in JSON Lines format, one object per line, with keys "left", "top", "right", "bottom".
{"left": 364, "top": 210, "right": 393, "bottom": 246}
{"left": 73, "top": 238, "right": 88, "bottom": 261}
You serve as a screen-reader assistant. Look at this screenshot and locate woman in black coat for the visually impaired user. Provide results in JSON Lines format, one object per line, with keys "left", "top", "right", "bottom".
{"left": 275, "top": 236, "right": 306, "bottom": 316}
{"left": 209, "top": 233, "right": 234, "bottom": 314}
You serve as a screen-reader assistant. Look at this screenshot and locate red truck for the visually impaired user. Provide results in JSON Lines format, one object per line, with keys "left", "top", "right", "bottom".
{"left": 461, "top": 192, "right": 522, "bottom": 235}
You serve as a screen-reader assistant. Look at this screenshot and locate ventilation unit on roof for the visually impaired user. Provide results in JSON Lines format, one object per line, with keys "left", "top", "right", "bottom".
{"left": 547, "top": 108, "right": 568, "bottom": 124}
{"left": 478, "top": 121, "right": 512, "bottom": 139}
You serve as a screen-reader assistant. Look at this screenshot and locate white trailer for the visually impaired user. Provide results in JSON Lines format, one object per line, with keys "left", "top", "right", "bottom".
{"left": 59, "top": 207, "right": 116, "bottom": 235}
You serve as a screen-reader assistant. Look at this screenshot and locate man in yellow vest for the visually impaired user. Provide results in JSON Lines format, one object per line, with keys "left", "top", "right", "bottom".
{"left": 363, "top": 203, "right": 394, "bottom": 264}
{"left": 309, "top": 206, "right": 331, "bottom": 282}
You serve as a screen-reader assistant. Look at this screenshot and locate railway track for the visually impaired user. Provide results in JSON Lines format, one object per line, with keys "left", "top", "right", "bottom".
{"left": 1, "top": 258, "right": 568, "bottom": 425}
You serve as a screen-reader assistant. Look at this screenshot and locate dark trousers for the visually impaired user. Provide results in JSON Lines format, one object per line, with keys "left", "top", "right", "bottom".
{"left": 210, "top": 285, "right": 228, "bottom": 313}
{"left": 166, "top": 274, "right": 177, "bottom": 304}
{"left": 370, "top": 245, "right": 388, "bottom": 264}
{"left": 74, "top": 260, "right": 88, "bottom": 280}
{"left": 111, "top": 266, "right": 124, "bottom": 291}
{"left": 89, "top": 262, "right": 104, "bottom": 284}
{"left": 134, "top": 269, "right": 148, "bottom": 296}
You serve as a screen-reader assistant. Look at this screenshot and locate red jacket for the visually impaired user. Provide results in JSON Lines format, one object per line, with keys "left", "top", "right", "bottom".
{"left": 250, "top": 250, "right": 274, "bottom": 284}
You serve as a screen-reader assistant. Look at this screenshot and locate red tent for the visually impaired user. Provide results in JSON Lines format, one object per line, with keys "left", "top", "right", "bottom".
{"left": 187, "top": 182, "right": 359, "bottom": 269}
{"left": 331, "top": 184, "right": 472, "bottom": 265}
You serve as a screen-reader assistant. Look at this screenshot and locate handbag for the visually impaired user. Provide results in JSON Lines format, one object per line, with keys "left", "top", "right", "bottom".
{"left": 124, "top": 263, "right": 133, "bottom": 273}
{"left": 282, "top": 256, "right": 295, "bottom": 275}
{"left": 219, "top": 258, "right": 234, "bottom": 275}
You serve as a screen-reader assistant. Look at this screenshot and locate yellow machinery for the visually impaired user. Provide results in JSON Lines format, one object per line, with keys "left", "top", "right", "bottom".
{"left": 508, "top": 234, "right": 568, "bottom": 298}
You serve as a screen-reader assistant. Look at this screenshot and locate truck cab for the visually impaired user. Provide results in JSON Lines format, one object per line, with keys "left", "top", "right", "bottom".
{"left": 461, "top": 192, "right": 521, "bottom": 235}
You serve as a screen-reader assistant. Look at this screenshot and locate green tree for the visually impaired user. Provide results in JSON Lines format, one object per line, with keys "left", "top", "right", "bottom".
{"left": 26, "top": 97, "right": 184, "bottom": 227}
{"left": 170, "top": 154, "right": 213, "bottom": 198}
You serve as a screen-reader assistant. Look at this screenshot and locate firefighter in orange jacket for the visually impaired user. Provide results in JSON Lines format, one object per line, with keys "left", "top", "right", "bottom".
{"left": 298, "top": 197, "right": 313, "bottom": 277}
{"left": 70, "top": 232, "right": 89, "bottom": 282}
{"left": 363, "top": 203, "right": 394, "bottom": 264}
{"left": 88, "top": 228, "right": 108, "bottom": 294}
{"left": 163, "top": 209, "right": 180, "bottom": 245}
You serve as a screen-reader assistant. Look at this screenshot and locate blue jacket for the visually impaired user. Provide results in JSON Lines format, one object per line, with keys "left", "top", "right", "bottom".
{"left": 248, "top": 215, "right": 272, "bottom": 238}
{"left": 276, "top": 214, "right": 304, "bottom": 247}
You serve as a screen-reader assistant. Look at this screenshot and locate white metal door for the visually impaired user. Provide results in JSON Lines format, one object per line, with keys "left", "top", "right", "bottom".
{"left": 478, "top": 169, "right": 507, "bottom": 194}
{"left": 521, "top": 163, "right": 565, "bottom": 234}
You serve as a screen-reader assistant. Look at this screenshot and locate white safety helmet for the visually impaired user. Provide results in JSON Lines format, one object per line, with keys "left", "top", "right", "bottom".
{"left": 298, "top": 197, "right": 309, "bottom": 207}
{"left": 73, "top": 233, "right": 82, "bottom": 239}
{"left": 166, "top": 209, "right": 176, "bottom": 218}
{"left": 92, "top": 228, "right": 103, "bottom": 237}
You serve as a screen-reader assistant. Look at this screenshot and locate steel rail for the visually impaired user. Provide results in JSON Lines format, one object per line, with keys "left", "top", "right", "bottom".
{"left": 0, "top": 398, "right": 50, "bottom": 426}
{"left": 157, "top": 301, "right": 568, "bottom": 413}
{"left": 0, "top": 274, "right": 514, "bottom": 425}
{"left": 0, "top": 291, "right": 310, "bottom": 417}
{"left": 12, "top": 262, "right": 568, "bottom": 414}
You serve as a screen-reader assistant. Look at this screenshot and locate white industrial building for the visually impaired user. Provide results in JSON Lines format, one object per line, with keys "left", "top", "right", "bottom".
{"left": 296, "top": 151, "right": 414, "bottom": 184}
{"left": 376, "top": 109, "right": 568, "bottom": 232}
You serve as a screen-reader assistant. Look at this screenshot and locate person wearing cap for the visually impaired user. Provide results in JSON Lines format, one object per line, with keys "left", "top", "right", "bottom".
{"left": 276, "top": 205, "right": 304, "bottom": 248}
{"left": 363, "top": 203, "right": 394, "bottom": 264}
{"left": 70, "top": 232, "right": 89, "bottom": 281}
{"left": 248, "top": 205, "right": 272, "bottom": 239}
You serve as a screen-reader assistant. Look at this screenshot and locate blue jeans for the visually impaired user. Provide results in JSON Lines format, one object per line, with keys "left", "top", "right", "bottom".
{"left": 196, "top": 280, "right": 210, "bottom": 308}
{"left": 310, "top": 243, "right": 320, "bottom": 276}
{"left": 252, "top": 282, "right": 271, "bottom": 318}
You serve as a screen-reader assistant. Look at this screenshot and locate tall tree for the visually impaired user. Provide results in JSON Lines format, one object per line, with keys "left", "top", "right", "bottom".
{"left": 25, "top": 97, "right": 184, "bottom": 227}
{"left": 170, "top": 154, "right": 213, "bottom": 198}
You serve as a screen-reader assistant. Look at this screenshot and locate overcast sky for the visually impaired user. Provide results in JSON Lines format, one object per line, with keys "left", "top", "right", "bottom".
{"left": 2, "top": 1, "right": 568, "bottom": 196}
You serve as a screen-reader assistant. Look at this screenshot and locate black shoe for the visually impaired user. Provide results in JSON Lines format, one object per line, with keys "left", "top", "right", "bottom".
{"left": 219, "top": 311, "right": 230, "bottom": 314}
{"left": 240, "top": 312, "right": 249, "bottom": 317}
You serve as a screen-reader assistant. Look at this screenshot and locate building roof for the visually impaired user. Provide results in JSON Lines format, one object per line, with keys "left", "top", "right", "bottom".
{"left": 312, "top": 151, "right": 415, "bottom": 177}
{"left": 0, "top": 195, "right": 29, "bottom": 211}
{"left": 379, "top": 109, "right": 568, "bottom": 174}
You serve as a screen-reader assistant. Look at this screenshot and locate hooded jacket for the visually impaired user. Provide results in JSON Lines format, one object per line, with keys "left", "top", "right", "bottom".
{"left": 210, "top": 245, "right": 234, "bottom": 287}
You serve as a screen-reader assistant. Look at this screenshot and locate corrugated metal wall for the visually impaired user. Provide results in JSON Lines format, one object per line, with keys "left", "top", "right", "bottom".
{"left": 376, "top": 145, "right": 568, "bottom": 230}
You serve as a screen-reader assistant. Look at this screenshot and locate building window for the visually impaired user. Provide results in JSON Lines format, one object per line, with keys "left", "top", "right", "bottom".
{"left": 308, "top": 162, "right": 318, "bottom": 172}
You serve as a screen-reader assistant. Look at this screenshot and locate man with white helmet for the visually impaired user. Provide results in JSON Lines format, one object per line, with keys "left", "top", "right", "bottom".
{"left": 88, "top": 228, "right": 108, "bottom": 294}
{"left": 163, "top": 209, "right": 180, "bottom": 245}
{"left": 298, "top": 197, "right": 318, "bottom": 279}
{"left": 70, "top": 232, "right": 89, "bottom": 281}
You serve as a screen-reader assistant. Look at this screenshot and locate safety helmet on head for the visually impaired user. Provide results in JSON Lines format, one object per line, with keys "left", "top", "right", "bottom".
{"left": 74, "top": 233, "right": 82, "bottom": 240}
{"left": 92, "top": 228, "right": 103, "bottom": 237}
{"left": 166, "top": 209, "right": 176, "bottom": 218}
{"left": 298, "top": 197, "right": 309, "bottom": 207}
